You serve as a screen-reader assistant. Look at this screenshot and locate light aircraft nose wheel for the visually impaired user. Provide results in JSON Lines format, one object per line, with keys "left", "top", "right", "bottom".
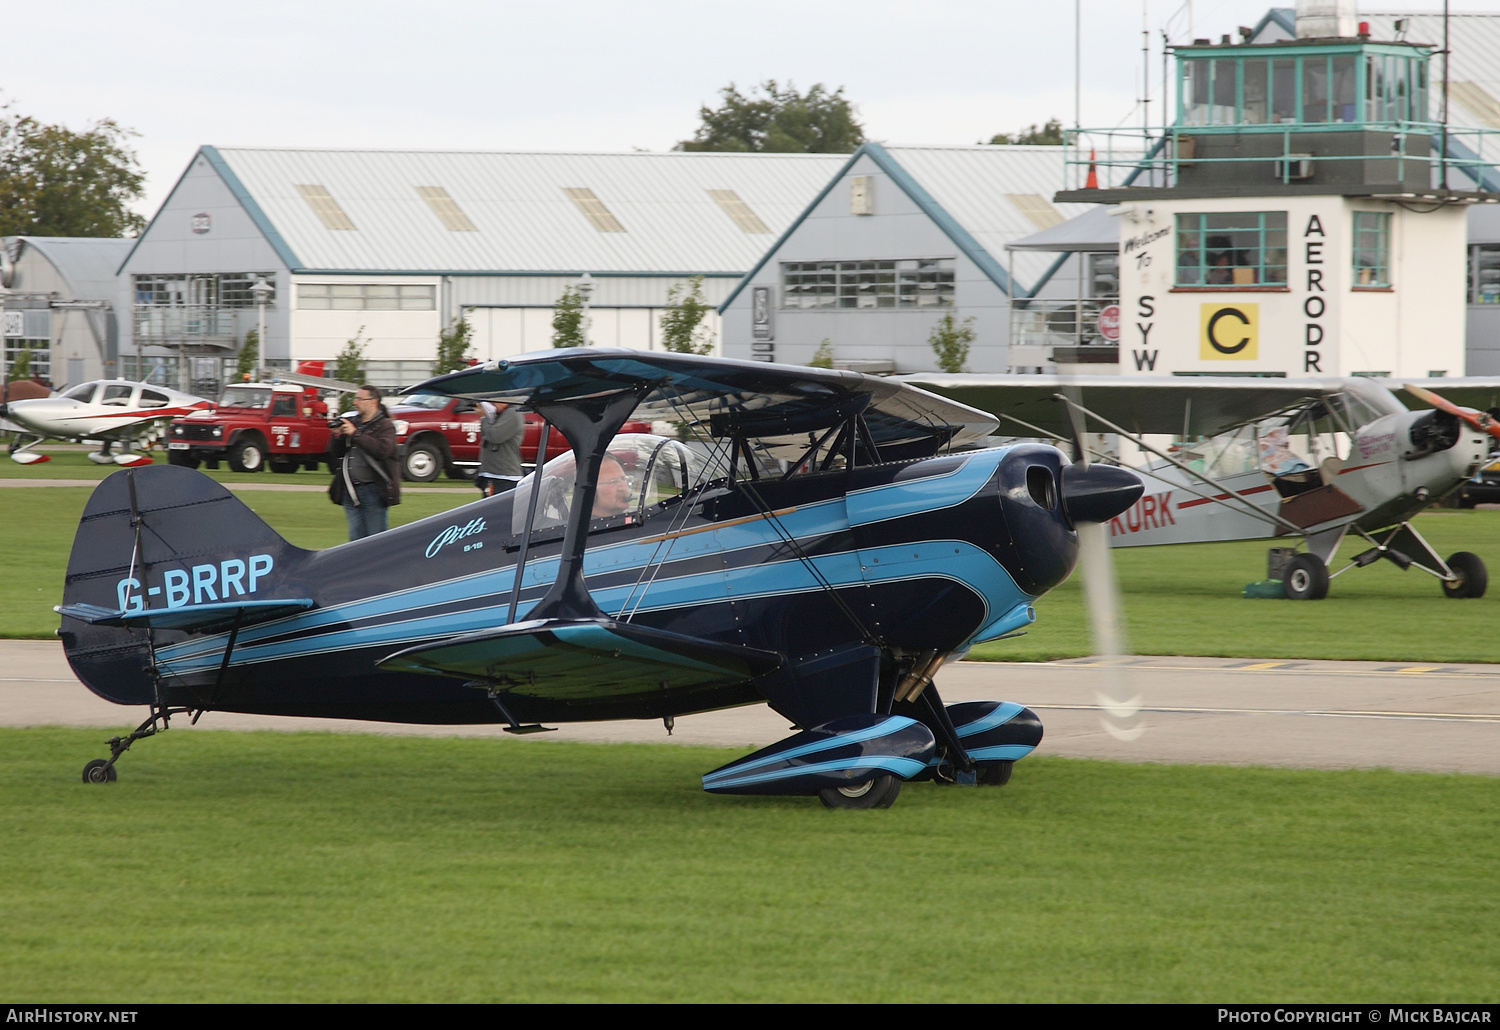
{"left": 1282, "top": 554, "right": 1329, "bottom": 601}
{"left": 818, "top": 774, "right": 901, "bottom": 810}
{"left": 1441, "top": 551, "right": 1488, "bottom": 599}
{"left": 82, "top": 759, "right": 117, "bottom": 784}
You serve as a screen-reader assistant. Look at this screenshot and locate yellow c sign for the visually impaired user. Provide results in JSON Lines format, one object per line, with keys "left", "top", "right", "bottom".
{"left": 1200, "top": 303, "right": 1258, "bottom": 360}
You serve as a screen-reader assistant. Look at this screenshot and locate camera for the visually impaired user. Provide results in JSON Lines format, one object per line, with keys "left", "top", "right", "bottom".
{"left": 327, "top": 418, "right": 348, "bottom": 429}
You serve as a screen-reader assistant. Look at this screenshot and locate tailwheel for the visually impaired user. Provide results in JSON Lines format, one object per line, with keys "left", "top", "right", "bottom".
{"left": 82, "top": 759, "right": 117, "bottom": 784}
{"left": 1442, "top": 551, "right": 1488, "bottom": 599}
{"left": 977, "top": 761, "right": 1013, "bottom": 786}
{"left": 818, "top": 774, "right": 901, "bottom": 810}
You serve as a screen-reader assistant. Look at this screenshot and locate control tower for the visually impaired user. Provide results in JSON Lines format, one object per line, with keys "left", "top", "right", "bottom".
{"left": 1057, "top": 0, "right": 1498, "bottom": 378}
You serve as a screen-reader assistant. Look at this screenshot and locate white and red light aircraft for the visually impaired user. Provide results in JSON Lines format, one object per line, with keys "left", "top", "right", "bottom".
{"left": 1, "top": 380, "right": 210, "bottom": 466}
{"left": 905, "top": 373, "right": 1500, "bottom": 600}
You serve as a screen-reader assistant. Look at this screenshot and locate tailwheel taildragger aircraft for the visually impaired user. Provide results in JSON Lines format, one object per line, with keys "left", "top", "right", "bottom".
{"left": 905, "top": 374, "right": 1500, "bottom": 601}
{"left": 2, "top": 380, "right": 210, "bottom": 466}
{"left": 56, "top": 350, "right": 1141, "bottom": 808}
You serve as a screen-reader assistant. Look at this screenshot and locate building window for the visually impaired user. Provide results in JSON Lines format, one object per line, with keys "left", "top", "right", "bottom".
{"left": 781, "top": 259, "right": 955, "bottom": 309}
{"left": 1469, "top": 245, "right": 1500, "bottom": 304}
{"left": 133, "top": 273, "right": 276, "bottom": 308}
{"left": 1180, "top": 50, "right": 1412, "bottom": 127}
{"left": 1175, "top": 213, "right": 1287, "bottom": 287}
{"left": 4, "top": 340, "right": 49, "bottom": 382}
{"left": 1352, "top": 211, "right": 1392, "bottom": 288}
{"left": 298, "top": 283, "right": 436, "bottom": 310}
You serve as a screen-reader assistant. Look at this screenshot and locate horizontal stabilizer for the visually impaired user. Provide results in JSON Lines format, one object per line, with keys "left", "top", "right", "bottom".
{"left": 56, "top": 598, "right": 313, "bottom": 632}
{"left": 701, "top": 714, "right": 936, "bottom": 796}
{"left": 377, "top": 618, "right": 783, "bottom": 699}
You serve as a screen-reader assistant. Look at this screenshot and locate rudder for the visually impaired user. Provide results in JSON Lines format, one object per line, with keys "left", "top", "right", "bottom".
{"left": 58, "top": 466, "right": 308, "bottom": 704}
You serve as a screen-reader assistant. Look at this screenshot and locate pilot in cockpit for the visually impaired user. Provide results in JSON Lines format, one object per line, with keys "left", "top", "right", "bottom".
{"left": 592, "top": 455, "right": 634, "bottom": 518}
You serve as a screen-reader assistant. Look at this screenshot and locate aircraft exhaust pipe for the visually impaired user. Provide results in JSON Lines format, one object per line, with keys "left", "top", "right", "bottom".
{"left": 1060, "top": 463, "right": 1143, "bottom": 526}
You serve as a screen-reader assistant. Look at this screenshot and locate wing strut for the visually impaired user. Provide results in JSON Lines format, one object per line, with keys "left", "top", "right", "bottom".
{"left": 1053, "top": 393, "right": 1309, "bottom": 538}
{"left": 526, "top": 383, "right": 656, "bottom": 621}
{"left": 505, "top": 419, "right": 552, "bottom": 625}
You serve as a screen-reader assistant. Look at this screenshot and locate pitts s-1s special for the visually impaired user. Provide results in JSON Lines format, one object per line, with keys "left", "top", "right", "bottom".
{"left": 57, "top": 350, "right": 1141, "bottom": 808}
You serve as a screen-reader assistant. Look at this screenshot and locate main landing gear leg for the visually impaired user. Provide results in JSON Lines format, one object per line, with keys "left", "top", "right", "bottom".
{"left": 1339, "top": 522, "right": 1488, "bottom": 599}
{"left": 82, "top": 705, "right": 194, "bottom": 784}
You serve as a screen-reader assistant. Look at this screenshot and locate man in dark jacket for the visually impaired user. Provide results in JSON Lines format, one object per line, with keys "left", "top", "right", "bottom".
{"left": 331, "top": 384, "right": 400, "bottom": 540}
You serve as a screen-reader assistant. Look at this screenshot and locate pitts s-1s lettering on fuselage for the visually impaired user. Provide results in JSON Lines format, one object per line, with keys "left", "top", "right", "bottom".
{"left": 56, "top": 350, "right": 1142, "bottom": 807}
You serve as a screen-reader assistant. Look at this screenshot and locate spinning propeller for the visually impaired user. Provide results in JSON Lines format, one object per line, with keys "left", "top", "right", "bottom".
{"left": 1058, "top": 382, "right": 1148, "bottom": 743}
{"left": 1403, "top": 384, "right": 1500, "bottom": 443}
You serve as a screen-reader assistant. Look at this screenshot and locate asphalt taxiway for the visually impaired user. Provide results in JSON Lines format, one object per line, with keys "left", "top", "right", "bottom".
{"left": 3, "top": 641, "right": 1495, "bottom": 775}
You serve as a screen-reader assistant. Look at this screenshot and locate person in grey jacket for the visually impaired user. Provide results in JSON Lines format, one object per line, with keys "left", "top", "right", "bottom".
{"left": 475, "top": 400, "right": 524, "bottom": 497}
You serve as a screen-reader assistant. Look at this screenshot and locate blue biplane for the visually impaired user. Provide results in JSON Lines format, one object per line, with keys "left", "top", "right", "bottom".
{"left": 57, "top": 350, "right": 1140, "bottom": 808}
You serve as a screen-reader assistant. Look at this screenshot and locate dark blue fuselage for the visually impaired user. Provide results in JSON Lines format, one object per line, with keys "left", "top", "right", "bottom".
{"left": 60, "top": 444, "right": 1080, "bottom": 726}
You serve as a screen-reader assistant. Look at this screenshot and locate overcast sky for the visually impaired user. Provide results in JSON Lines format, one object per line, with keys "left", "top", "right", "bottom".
{"left": 4, "top": 1, "right": 1487, "bottom": 221}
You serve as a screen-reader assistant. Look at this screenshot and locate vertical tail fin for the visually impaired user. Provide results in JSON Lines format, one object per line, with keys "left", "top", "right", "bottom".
{"left": 58, "top": 466, "right": 308, "bottom": 704}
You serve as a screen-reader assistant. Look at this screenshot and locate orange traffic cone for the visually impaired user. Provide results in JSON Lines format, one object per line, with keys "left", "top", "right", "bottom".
{"left": 1084, "top": 148, "right": 1099, "bottom": 189}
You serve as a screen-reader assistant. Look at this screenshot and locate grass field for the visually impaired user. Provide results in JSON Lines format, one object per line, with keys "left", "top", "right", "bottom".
{"left": 3, "top": 729, "right": 1494, "bottom": 1003}
{"left": 7, "top": 464, "right": 1500, "bottom": 661}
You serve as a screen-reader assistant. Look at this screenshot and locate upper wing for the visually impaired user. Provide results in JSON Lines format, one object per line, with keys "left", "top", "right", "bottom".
{"left": 898, "top": 373, "right": 1338, "bottom": 439}
{"left": 409, "top": 348, "right": 998, "bottom": 462}
{"left": 1391, "top": 378, "right": 1500, "bottom": 415}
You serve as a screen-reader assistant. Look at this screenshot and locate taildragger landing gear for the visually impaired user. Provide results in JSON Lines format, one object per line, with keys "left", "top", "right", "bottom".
{"left": 1275, "top": 522, "right": 1488, "bottom": 600}
{"left": 81, "top": 704, "right": 197, "bottom": 784}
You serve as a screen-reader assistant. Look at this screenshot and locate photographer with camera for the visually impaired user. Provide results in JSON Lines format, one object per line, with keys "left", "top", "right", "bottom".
{"left": 328, "top": 384, "right": 400, "bottom": 540}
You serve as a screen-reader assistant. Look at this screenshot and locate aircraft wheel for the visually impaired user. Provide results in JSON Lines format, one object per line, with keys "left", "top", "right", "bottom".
{"left": 818, "top": 774, "right": 901, "bottom": 810}
{"left": 227, "top": 437, "right": 265, "bottom": 473}
{"left": 402, "top": 442, "right": 442, "bottom": 482}
{"left": 978, "top": 761, "right": 1013, "bottom": 786}
{"left": 1442, "top": 551, "right": 1488, "bottom": 599}
{"left": 1283, "top": 554, "right": 1329, "bottom": 601}
{"left": 82, "top": 759, "right": 116, "bottom": 784}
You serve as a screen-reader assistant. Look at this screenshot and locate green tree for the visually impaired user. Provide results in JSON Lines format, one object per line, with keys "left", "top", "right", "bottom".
{"left": 658, "top": 276, "right": 715, "bottom": 355}
{"left": 552, "top": 286, "right": 585, "bottom": 348}
{"left": 928, "top": 312, "right": 975, "bottom": 374}
{"left": 333, "top": 327, "right": 368, "bottom": 411}
{"left": 236, "top": 328, "right": 259, "bottom": 382}
{"left": 0, "top": 100, "right": 146, "bottom": 237}
{"left": 6, "top": 346, "right": 32, "bottom": 382}
{"left": 986, "top": 118, "right": 1066, "bottom": 146}
{"left": 433, "top": 316, "right": 474, "bottom": 375}
{"left": 808, "top": 339, "right": 834, "bottom": 369}
{"left": 677, "top": 81, "right": 865, "bottom": 154}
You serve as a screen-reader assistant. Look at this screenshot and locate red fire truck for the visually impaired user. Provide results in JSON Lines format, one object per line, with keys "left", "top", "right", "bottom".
{"left": 390, "top": 391, "right": 650, "bottom": 482}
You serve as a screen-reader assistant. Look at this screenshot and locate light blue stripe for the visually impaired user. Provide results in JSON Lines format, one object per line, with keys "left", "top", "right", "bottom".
{"left": 966, "top": 744, "right": 1036, "bottom": 762}
{"left": 156, "top": 541, "right": 1028, "bottom": 676}
{"left": 954, "top": 701, "right": 1027, "bottom": 738}
{"left": 704, "top": 755, "right": 928, "bottom": 790}
{"left": 846, "top": 451, "right": 1001, "bottom": 526}
{"left": 701, "top": 717, "right": 916, "bottom": 783}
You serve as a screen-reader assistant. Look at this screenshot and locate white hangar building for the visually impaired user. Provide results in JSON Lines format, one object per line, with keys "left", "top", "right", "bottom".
{"left": 2, "top": 236, "right": 133, "bottom": 386}
{"left": 119, "top": 147, "right": 844, "bottom": 393}
{"left": 716, "top": 143, "right": 1110, "bottom": 374}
